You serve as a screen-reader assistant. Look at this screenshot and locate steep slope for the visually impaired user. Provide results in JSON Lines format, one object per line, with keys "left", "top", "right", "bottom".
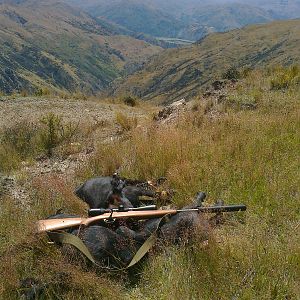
{"left": 113, "top": 19, "right": 300, "bottom": 103}
{"left": 0, "top": 0, "right": 162, "bottom": 94}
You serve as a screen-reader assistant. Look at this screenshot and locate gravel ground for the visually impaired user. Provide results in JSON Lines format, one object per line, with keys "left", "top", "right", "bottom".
{"left": 0, "top": 96, "right": 148, "bottom": 127}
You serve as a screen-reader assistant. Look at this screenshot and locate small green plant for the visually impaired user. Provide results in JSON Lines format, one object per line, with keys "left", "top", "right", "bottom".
{"left": 270, "top": 65, "right": 300, "bottom": 90}
{"left": 39, "top": 113, "right": 79, "bottom": 157}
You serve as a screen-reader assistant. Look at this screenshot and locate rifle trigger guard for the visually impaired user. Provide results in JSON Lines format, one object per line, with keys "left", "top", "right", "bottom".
{"left": 104, "top": 209, "right": 116, "bottom": 224}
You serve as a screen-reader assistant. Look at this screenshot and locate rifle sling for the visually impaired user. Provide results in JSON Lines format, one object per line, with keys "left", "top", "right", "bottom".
{"left": 47, "top": 215, "right": 170, "bottom": 270}
{"left": 47, "top": 230, "right": 96, "bottom": 264}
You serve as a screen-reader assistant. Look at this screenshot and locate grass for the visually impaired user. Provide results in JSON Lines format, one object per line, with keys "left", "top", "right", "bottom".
{"left": 270, "top": 65, "right": 300, "bottom": 90}
{"left": 0, "top": 69, "right": 299, "bottom": 299}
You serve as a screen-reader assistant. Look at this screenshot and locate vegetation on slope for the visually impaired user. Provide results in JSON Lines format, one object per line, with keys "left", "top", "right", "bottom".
{"left": 0, "top": 0, "right": 162, "bottom": 94}
{"left": 113, "top": 19, "right": 300, "bottom": 104}
{"left": 0, "top": 67, "right": 299, "bottom": 299}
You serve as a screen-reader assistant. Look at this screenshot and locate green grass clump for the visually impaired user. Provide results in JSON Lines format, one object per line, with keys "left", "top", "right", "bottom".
{"left": 0, "top": 121, "right": 39, "bottom": 172}
{"left": 222, "top": 66, "right": 241, "bottom": 81}
{"left": 270, "top": 65, "right": 300, "bottom": 90}
{"left": 122, "top": 95, "right": 138, "bottom": 107}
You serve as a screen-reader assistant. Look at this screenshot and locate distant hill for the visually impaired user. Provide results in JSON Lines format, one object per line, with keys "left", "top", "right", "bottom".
{"left": 184, "top": 3, "right": 273, "bottom": 33}
{"left": 65, "top": 0, "right": 300, "bottom": 42}
{"left": 238, "top": 0, "right": 300, "bottom": 19}
{"left": 88, "top": 0, "right": 184, "bottom": 38}
{"left": 112, "top": 19, "right": 300, "bottom": 103}
{"left": 0, "top": 0, "right": 162, "bottom": 94}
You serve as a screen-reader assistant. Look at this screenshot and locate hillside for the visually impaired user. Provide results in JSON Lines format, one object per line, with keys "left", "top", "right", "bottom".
{"left": 113, "top": 19, "right": 300, "bottom": 103}
{"left": 0, "top": 0, "right": 162, "bottom": 94}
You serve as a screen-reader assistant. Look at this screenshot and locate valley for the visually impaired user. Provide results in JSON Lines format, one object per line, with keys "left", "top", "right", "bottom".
{"left": 114, "top": 19, "right": 300, "bottom": 103}
{"left": 67, "top": 0, "right": 300, "bottom": 42}
{"left": 1, "top": 0, "right": 300, "bottom": 96}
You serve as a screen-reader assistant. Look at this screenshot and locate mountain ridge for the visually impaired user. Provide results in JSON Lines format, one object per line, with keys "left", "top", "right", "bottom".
{"left": 65, "top": 0, "right": 300, "bottom": 41}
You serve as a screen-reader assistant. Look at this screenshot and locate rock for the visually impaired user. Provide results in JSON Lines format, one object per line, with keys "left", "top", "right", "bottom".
{"left": 154, "top": 98, "right": 187, "bottom": 124}
{"left": 211, "top": 80, "right": 227, "bottom": 91}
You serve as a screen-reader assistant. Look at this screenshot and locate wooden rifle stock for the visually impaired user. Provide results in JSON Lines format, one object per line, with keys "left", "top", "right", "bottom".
{"left": 37, "top": 204, "right": 247, "bottom": 233}
{"left": 37, "top": 209, "right": 177, "bottom": 233}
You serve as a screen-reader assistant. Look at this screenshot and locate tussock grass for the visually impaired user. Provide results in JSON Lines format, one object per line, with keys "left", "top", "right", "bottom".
{"left": 1, "top": 69, "right": 299, "bottom": 299}
{"left": 115, "top": 112, "right": 138, "bottom": 132}
{"left": 78, "top": 70, "right": 300, "bottom": 299}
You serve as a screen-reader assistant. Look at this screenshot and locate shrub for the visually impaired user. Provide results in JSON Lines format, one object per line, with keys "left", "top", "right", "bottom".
{"left": 122, "top": 95, "right": 137, "bottom": 107}
{"left": 35, "top": 87, "right": 51, "bottom": 97}
{"left": 222, "top": 66, "right": 241, "bottom": 81}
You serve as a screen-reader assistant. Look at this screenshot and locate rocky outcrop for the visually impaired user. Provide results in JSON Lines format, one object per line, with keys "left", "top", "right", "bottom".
{"left": 154, "top": 98, "right": 187, "bottom": 124}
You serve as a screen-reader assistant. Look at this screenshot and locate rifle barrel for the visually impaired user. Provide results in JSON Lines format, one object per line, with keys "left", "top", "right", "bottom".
{"left": 177, "top": 204, "right": 247, "bottom": 213}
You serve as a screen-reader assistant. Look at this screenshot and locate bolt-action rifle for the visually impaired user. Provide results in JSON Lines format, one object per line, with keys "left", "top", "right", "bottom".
{"left": 37, "top": 202, "right": 247, "bottom": 233}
